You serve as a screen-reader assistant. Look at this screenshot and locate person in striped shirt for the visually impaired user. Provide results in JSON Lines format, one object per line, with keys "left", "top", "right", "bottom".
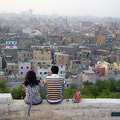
{"left": 43, "top": 66, "right": 64, "bottom": 104}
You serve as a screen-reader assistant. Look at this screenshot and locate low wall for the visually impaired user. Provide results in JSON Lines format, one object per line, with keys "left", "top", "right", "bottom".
{"left": 0, "top": 93, "right": 120, "bottom": 120}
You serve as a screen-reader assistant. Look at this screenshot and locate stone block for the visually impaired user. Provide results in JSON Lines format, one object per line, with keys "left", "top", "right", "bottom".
{"left": 0, "top": 93, "right": 12, "bottom": 104}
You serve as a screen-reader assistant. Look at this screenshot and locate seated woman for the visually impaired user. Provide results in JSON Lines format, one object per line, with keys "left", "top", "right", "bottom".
{"left": 23, "top": 70, "right": 42, "bottom": 105}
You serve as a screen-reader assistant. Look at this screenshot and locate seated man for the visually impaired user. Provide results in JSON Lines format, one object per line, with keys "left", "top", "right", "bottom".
{"left": 43, "top": 66, "right": 64, "bottom": 104}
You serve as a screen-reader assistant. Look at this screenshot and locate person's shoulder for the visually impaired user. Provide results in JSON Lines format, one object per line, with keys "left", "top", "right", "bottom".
{"left": 46, "top": 76, "right": 52, "bottom": 78}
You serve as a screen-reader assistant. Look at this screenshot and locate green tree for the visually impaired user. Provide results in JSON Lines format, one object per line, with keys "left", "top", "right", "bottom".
{"left": 11, "top": 84, "right": 24, "bottom": 99}
{"left": 83, "top": 81, "right": 93, "bottom": 88}
{"left": 0, "top": 80, "right": 9, "bottom": 93}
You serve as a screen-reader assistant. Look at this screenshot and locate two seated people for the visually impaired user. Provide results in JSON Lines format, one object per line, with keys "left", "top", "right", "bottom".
{"left": 23, "top": 66, "right": 65, "bottom": 105}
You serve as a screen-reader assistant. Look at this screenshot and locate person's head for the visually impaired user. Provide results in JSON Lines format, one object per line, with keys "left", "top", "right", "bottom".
{"left": 50, "top": 66, "right": 59, "bottom": 75}
{"left": 24, "top": 70, "right": 39, "bottom": 87}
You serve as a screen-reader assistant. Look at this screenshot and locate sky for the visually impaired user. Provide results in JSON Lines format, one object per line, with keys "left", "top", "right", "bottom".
{"left": 0, "top": 0, "right": 120, "bottom": 17}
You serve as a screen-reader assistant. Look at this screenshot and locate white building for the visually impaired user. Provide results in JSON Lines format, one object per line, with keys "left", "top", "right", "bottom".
{"left": 35, "top": 63, "right": 66, "bottom": 81}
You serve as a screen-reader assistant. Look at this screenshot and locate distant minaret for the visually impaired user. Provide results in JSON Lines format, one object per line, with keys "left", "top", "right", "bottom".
{"left": 29, "top": 9, "right": 33, "bottom": 16}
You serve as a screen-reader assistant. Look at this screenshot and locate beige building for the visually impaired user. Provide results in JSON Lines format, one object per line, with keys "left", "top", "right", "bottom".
{"left": 54, "top": 52, "right": 69, "bottom": 68}
{"left": 18, "top": 51, "right": 32, "bottom": 61}
{"left": 113, "top": 62, "right": 120, "bottom": 70}
{"left": 97, "top": 34, "right": 106, "bottom": 45}
{"left": 97, "top": 61, "right": 114, "bottom": 76}
{"left": 6, "top": 63, "right": 18, "bottom": 75}
{"left": 33, "top": 49, "right": 51, "bottom": 60}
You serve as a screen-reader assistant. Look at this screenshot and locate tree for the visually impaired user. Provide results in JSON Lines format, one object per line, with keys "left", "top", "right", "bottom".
{"left": 83, "top": 81, "right": 93, "bottom": 88}
{"left": 11, "top": 84, "right": 24, "bottom": 99}
{"left": 0, "top": 80, "right": 9, "bottom": 93}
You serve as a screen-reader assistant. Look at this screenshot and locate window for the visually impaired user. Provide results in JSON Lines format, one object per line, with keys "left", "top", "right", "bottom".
{"left": 21, "top": 66, "right": 23, "bottom": 69}
{"left": 21, "top": 72, "right": 23, "bottom": 74}
{"left": 40, "top": 72, "right": 42, "bottom": 74}
{"left": 44, "top": 72, "right": 47, "bottom": 74}
{"left": 27, "top": 66, "right": 29, "bottom": 69}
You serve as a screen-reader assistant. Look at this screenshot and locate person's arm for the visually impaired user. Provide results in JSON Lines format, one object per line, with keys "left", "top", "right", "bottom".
{"left": 24, "top": 85, "right": 26, "bottom": 93}
{"left": 43, "top": 78, "right": 47, "bottom": 84}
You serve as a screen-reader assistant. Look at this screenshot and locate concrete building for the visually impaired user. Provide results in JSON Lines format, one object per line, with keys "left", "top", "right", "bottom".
{"left": 76, "top": 50, "right": 91, "bottom": 60}
{"left": 18, "top": 62, "right": 31, "bottom": 76}
{"left": 6, "top": 63, "right": 18, "bottom": 75}
{"left": 33, "top": 49, "right": 51, "bottom": 60}
{"left": 113, "top": 62, "right": 120, "bottom": 70}
{"left": 2, "top": 46, "right": 18, "bottom": 62}
{"left": 29, "top": 59, "right": 52, "bottom": 70}
{"left": 35, "top": 63, "right": 66, "bottom": 80}
{"left": 58, "top": 46, "right": 74, "bottom": 55}
{"left": 97, "top": 34, "right": 106, "bottom": 45}
{"left": 18, "top": 51, "right": 32, "bottom": 61}
{"left": 97, "top": 61, "right": 114, "bottom": 76}
{"left": 81, "top": 70, "right": 96, "bottom": 83}
{"left": 54, "top": 52, "right": 69, "bottom": 68}
{"left": 89, "top": 65, "right": 105, "bottom": 77}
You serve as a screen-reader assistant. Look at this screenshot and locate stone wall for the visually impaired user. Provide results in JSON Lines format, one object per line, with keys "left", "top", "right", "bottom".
{"left": 0, "top": 93, "right": 120, "bottom": 120}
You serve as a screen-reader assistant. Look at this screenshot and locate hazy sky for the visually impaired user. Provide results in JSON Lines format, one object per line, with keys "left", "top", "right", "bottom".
{"left": 0, "top": 0, "right": 120, "bottom": 17}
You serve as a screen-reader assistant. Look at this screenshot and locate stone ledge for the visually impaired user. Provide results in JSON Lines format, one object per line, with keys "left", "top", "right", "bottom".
{"left": 8, "top": 99, "right": 120, "bottom": 112}
{"left": 0, "top": 93, "right": 12, "bottom": 104}
{"left": 0, "top": 93, "right": 120, "bottom": 120}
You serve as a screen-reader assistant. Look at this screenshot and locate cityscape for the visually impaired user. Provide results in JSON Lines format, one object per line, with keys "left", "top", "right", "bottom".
{"left": 0, "top": 0, "right": 120, "bottom": 119}
{"left": 0, "top": 9, "right": 120, "bottom": 89}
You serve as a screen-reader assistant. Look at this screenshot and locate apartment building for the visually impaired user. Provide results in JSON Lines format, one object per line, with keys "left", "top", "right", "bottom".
{"left": 69, "top": 60, "right": 88, "bottom": 72}
{"left": 35, "top": 63, "right": 66, "bottom": 80}
{"left": 97, "top": 61, "right": 114, "bottom": 76}
{"left": 97, "top": 34, "right": 106, "bottom": 45}
{"left": 18, "top": 51, "right": 32, "bottom": 61}
{"left": 58, "top": 46, "right": 74, "bottom": 55}
{"left": 89, "top": 65, "right": 105, "bottom": 77}
{"left": 76, "top": 50, "right": 91, "bottom": 60}
{"left": 54, "top": 52, "right": 69, "bottom": 67}
{"left": 113, "top": 62, "right": 120, "bottom": 71}
{"left": 6, "top": 63, "right": 18, "bottom": 75}
{"left": 33, "top": 49, "right": 51, "bottom": 60}
{"left": 2, "top": 46, "right": 18, "bottom": 62}
{"left": 18, "top": 62, "right": 31, "bottom": 75}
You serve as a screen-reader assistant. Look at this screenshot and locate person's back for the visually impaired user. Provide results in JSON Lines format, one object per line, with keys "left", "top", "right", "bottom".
{"left": 24, "top": 84, "right": 42, "bottom": 105}
{"left": 23, "top": 70, "right": 42, "bottom": 105}
{"left": 46, "top": 77, "right": 64, "bottom": 104}
{"left": 43, "top": 66, "right": 64, "bottom": 104}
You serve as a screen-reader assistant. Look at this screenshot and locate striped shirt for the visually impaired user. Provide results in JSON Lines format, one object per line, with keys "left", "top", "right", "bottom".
{"left": 45, "top": 74, "right": 64, "bottom": 103}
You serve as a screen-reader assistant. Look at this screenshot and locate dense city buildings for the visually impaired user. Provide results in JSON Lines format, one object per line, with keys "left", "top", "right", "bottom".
{"left": 0, "top": 13, "right": 120, "bottom": 88}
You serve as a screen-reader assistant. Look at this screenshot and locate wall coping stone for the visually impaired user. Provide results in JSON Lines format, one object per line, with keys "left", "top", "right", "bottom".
{"left": 0, "top": 93, "right": 12, "bottom": 104}
{"left": 1, "top": 93, "right": 120, "bottom": 120}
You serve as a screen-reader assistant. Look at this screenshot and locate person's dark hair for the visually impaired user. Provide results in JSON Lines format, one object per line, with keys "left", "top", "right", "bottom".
{"left": 51, "top": 66, "right": 59, "bottom": 74}
{"left": 23, "top": 70, "right": 39, "bottom": 87}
